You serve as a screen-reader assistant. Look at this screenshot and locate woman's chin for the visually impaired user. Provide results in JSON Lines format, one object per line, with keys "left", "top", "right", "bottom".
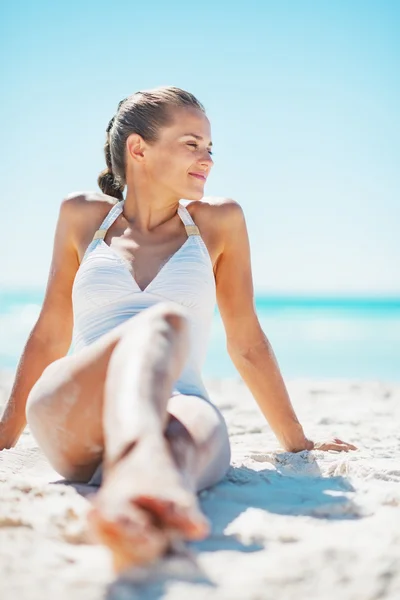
{"left": 182, "top": 186, "right": 205, "bottom": 201}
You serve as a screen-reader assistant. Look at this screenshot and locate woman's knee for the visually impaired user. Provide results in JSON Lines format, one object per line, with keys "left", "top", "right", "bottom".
{"left": 26, "top": 367, "right": 77, "bottom": 425}
{"left": 123, "top": 302, "right": 190, "bottom": 341}
{"left": 112, "top": 303, "right": 190, "bottom": 378}
{"left": 27, "top": 396, "right": 101, "bottom": 482}
{"left": 25, "top": 375, "right": 52, "bottom": 425}
{"left": 168, "top": 396, "right": 231, "bottom": 466}
{"left": 209, "top": 413, "right": 231, "bottom": 471}
{"left": 196, "top": 419, "right": 231, "bottom": 491}
{"left": 25, "top": 392, "right": 70, "bottom": 477}
{"left": 196, "top": 403, "right": 231, "bottom": 484}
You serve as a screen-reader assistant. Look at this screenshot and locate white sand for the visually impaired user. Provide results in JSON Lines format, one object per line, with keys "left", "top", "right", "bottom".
{"left": 1, "top": 369, "right": 400, "bottom": 600}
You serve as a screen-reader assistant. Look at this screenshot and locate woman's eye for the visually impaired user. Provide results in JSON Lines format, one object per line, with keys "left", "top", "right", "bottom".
{"left": 187, "top": 142, "right": 213, "bottom": 156}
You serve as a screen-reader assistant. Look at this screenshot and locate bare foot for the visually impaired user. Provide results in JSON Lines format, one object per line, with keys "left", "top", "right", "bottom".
{"left": 87, "top": 499, "right": 167, "bottom": 573}
{"left": 87, "top": 434, "right": 209, "bottom": 572}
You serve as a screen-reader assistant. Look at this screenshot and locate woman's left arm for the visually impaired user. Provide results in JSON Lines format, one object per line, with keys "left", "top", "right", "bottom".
{"left": 213, "top": 199, "right": 357, "bottom": 453}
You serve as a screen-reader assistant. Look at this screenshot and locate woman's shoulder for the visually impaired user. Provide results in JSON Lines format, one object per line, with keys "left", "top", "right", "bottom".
{"left": 186, "top": 195, "right": 242, "bottom": 215}
{"left": 59, "top": 191, "right": 120, "bottom": 253}
{"left": 186, "top": 196, "right": 245, "bottom": 233}
{"left": 185, "top": 197, "right": 245, "bottom": 264}
{"left": 62, "top": 190, "right": 119, "bottom": 214}
{"left": 61, "top": 191, "right": 119, "bottom": 229}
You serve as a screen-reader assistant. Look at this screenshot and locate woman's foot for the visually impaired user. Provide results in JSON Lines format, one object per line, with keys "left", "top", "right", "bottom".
{"left": 87, "top": 498, "right": 168, "bottom": 573}
{"left": 87, "top": 434, "right": 209, "bottom": 572}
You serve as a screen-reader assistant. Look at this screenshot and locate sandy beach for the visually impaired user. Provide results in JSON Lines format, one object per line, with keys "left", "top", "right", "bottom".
{"left": 1, "top": 369, "right": 400, "bottom": 600}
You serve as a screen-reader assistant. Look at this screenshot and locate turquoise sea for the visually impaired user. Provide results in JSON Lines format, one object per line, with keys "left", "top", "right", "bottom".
{"left": 0, "top": 289, "right": 399, "bottom": 382}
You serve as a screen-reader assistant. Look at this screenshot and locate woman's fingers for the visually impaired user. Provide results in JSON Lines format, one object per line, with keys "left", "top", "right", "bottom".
{"left": 318, "top": 443, "right": 348, "bottom": 452}
{"left": 313, "top": 439, "right": 358, "bottom": 452}
{"left": 333, "top": 438, "right": 358, "bottom": 450}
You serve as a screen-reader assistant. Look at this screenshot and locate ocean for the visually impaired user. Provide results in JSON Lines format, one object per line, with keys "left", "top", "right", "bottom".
{"left": 1, "top": 289, "right": 399, "bottom": 382}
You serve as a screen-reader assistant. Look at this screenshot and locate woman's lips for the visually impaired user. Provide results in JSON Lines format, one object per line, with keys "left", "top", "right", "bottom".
{"left": 189, "top": 173, "right": 207, "bottom": 181}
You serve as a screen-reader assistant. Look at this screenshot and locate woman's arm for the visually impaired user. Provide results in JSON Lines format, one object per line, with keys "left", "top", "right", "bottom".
{"left": 214, "top": 199, "right": 356, "bottom": 453}
{"left": 0, "top": 196, "right": 80, "bottom": 449}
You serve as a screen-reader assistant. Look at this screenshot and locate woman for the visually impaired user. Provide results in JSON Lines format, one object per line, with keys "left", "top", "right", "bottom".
{"left": 0, "top": 87, "right": 357, "bottom": 572}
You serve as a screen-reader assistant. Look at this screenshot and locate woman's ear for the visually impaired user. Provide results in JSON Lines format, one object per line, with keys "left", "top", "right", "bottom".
{"left": 126, "top": 133, "right": 146, "bottom": 163}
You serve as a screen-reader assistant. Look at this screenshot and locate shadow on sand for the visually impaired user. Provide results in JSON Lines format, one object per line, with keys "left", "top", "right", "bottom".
{"left": 53, "top": 452, "right": 360, "bottom": 599}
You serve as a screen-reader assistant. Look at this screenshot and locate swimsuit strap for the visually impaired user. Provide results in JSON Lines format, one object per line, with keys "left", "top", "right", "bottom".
{"left": 91, "top": 199, "right": 200, "bottom": 242}
{"left": 178, "top": 203, "right": 200, "bottom": 237}
{"left": 91, "top": 199, "right": 125, "bottom": 242}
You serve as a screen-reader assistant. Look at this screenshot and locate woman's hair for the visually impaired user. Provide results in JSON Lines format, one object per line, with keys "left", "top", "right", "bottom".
{"left": 98, "top": 86, "right": 205, "bottom": 200}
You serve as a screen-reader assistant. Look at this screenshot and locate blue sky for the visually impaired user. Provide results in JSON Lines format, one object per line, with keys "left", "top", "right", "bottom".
{"left": 1, "top": 0, "right": 399, "bottom": 295}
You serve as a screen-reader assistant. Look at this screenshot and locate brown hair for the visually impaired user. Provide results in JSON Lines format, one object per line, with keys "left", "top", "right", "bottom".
{"left": 98, "top": 86, "right": 206, "bottom": 200}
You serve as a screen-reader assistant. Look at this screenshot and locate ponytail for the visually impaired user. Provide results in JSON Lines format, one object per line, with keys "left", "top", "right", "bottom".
{"left": 97, "top": 115, "right": 125, "bottom": 200}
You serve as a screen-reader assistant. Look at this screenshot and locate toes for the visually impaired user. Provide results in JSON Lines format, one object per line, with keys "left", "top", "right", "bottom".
{"left": 135, "top": 495, "right": 210, "bottom": 540}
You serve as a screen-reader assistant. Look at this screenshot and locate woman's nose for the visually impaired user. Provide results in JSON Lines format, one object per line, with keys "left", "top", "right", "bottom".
{"left": 200, "top": 151, "right": 213, "bottom": 166}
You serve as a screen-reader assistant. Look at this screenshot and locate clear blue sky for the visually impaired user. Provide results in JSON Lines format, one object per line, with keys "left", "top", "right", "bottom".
{"left": 1, "top": 0, "right": 399, "bottom": 295}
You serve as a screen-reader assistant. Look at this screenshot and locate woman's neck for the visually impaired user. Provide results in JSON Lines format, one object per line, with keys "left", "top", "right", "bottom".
{"left": 122, "top": 188, "right": 181, "bottom": 233}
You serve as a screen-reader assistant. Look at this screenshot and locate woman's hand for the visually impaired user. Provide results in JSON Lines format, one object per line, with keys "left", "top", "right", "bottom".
{"left": 305, "top": 437, "right": 358, "bottom": 452}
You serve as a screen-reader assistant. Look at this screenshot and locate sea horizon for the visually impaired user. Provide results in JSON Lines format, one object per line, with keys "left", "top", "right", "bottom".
{"left": 1, "top": 285, "right": 400, "bottom": 302}
{"left": 1, "top": 287, "right": 399, "bottom": 382}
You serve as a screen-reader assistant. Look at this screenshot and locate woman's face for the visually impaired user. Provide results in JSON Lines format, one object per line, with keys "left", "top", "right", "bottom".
{"left": 132, "top": 107, "right": 214, "bottom": 201}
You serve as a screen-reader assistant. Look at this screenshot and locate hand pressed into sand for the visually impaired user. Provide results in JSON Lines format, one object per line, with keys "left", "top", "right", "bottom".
{"left": 87, "top": 433, "right": 210, "bottom": 573}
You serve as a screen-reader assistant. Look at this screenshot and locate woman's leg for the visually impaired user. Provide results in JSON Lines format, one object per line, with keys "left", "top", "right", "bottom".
{"left": 26, "top": 302, "right": 230, "bottom": 569}
{"left": 26, "top": 302, "right": 186, "bottom": 480}
{"left": 90, "top": 389, "right": 230, "bottom": 572}
{"left": 166, "top": 394, "right": 231, "bottom": 492}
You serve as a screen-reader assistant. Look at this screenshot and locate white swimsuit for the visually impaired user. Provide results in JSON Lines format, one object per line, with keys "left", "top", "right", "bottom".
{"left": 71, "top": 199, "right": 216, "bottom": 401}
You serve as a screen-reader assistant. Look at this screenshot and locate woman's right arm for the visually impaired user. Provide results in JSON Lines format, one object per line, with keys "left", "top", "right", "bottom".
{"left": 0, "top": 195, "right": 81, "bottom": 449}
